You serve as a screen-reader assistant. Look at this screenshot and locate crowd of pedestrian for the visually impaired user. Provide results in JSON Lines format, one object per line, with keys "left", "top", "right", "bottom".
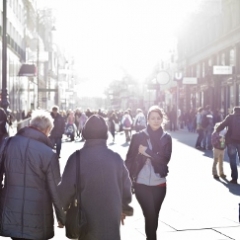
{"left": 0, "top": 103, "right": 239, "bottom": 240}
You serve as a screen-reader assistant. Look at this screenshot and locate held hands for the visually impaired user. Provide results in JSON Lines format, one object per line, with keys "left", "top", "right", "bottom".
{"left": 57, "top": 221, "right": 64, "bottom": 228}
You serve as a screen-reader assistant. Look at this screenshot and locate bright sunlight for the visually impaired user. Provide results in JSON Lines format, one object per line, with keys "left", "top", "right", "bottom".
{"left": 39, "top": 0, "right": 202, "bottom": 97}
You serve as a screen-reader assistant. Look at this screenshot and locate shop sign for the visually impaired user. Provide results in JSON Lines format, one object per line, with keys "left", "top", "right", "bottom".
{"left": 213, "top": 66, "right": 232, "bottom": 75}
{"left": 182, "top": 78, "right": 197, "bottom": 84}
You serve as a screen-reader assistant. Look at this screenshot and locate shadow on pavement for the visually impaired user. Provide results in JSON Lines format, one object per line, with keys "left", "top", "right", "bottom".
{"left": 217, "top": 178, "right": 240, "bottom": 196}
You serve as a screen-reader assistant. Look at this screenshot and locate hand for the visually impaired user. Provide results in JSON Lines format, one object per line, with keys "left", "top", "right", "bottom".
{"left": 121, "top": 213, "right": 126, "bottom": 225}
{"left": 57, "top": 221, "right": 64, "bottom": 228}
{"left": 138, "top": 144, "right": 147, "bottom": 155}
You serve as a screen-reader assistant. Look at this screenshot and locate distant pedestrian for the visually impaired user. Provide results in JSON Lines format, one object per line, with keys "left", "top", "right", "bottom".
{"left": 0, "top": 107, "right": 8, "bottom": 145}
{"left": 134, "top": 108, "right": 146, "bottom": 132}
{"left": 0, "top": 110, "right": 65, "bottom": 240}
{"left": 125, "top": 105, "right": 172, "bottom": 240}
{"left": 58, "top": 114, "right": 133, "bottom": 240}
{"left": 168, "top": 106, "right": 177, "bottom": 131}
{"left": 49, "top": 106, "right": 65, "bottom": 157}
{"left": 122, "top": 110, "right": 133, "bottom": 142}
{"left": 108, "top": 110, "right": 118, "bottom": 142}
{"left": 214, "top": 106, "right": 240, "bottom": 184}
{"left": 195, "top": 107, "right": 205, "bottom": 150}
{"left": 202, "top": 105, "right": 214, "bottom": 150}
{"left": 211, "top": 122, "right": 227, "bottom": 179}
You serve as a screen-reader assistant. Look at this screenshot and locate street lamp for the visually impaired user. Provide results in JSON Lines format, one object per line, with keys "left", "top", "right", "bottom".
{"left": 1, "top": 0, "right": 10, "bottom": 113}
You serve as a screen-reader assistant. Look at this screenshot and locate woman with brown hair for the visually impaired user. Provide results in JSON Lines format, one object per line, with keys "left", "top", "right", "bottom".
{"left": 125, "top": 105, "right": 172, "bottom": 240}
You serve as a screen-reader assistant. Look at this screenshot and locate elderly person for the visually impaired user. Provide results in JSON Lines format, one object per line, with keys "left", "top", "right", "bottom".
{"left": 0, "top": 110, "right": 65, "bottom": 240}
{"left": 58, "top": 114, "right": 133, "bottom": 240}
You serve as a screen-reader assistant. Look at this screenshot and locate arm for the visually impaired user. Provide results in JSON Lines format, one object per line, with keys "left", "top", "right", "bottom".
{"left": 125, "top": 134, "right": 139, "bottom": 173}
{"left": 46, "top": 154, "right": 66, "bottom": 226}
{"left": 121, "top": 161, "right": 133, "bottom": 216}
{"left": 57, "top": 154, "right": 77, "bottom": 210}
{"left": 216, "top": 116, "right": 230, "bottom": 133}
{"left": 144, "top": 134, "right": 172, "bottom": 165}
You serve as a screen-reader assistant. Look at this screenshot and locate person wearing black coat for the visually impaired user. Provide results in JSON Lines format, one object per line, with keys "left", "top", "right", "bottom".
{"left": 49, "top": 106, "right": 65, "bottom": 157}
{"left": 58, "top": 114, "right": 133, "bottom": 240}
{"left": 0, "top": 110, "right": 65, "bottom": 240}
{"left": 125, "top": 105, "right": 172, "bottom": 240}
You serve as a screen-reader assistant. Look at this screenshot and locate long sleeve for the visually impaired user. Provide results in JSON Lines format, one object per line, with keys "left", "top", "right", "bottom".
{"left": 57, "top": 153, "right": 77, "bottom": 210}
{"left": 121, "top": 161, "right": 133, "bottom": 216}
{"left": 46, "top": 154, "right": 66, "bottom": 225}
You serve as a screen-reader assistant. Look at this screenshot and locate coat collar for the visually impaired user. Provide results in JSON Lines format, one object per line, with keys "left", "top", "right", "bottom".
{"left": 83, "top": 139, "right": 107, "bottom": 148}
{"left": 17, "top": 127, "right": 52, "bottom": 147}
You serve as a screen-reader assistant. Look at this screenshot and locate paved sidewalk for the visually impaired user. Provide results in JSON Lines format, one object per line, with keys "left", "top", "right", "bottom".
{"left": 1, "top": 128, "right": 240, "bottom": 240}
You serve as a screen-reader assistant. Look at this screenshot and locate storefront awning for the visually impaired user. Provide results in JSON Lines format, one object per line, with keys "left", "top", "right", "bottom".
{"left": 18, "top": 64, "right": 37, "bottom": 77}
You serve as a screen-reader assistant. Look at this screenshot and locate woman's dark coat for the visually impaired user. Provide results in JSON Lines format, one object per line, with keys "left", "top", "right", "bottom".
{"left": 58, "top": 115, "right": 132, "bottom": 240}
{"left": 125, "top": 128, "right": 172, "bottom": 181}
{"left": 0, "top": 127, "right": 65, "bottom": 240}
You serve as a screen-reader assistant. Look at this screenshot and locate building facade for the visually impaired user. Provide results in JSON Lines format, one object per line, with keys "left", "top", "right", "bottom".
{"left": 177, "top": 0, "right": 240, "bottom": 117}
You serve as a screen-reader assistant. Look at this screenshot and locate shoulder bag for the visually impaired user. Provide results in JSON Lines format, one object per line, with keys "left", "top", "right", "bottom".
{"left": 65, "top": 150, "right": 88, "bottom": 239}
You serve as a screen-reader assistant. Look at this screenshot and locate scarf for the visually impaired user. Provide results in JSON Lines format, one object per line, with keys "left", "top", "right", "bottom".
{"left": 146, "top": 124, "right": 163, "bottom": 154}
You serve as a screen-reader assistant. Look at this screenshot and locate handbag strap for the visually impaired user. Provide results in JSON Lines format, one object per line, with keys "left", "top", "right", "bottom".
{"left": 76, "top": 150, "right": 81, "bottom": 208}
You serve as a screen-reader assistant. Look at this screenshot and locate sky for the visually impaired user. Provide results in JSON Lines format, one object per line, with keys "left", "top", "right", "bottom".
{"left": 38, "top": 0, "right": 202, "bottom": 97}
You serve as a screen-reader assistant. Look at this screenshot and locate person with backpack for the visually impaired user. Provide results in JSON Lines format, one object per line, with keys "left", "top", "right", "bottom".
{"left": 134, "top": 108, "right": 147, "bottom": 132}
{"left": 121, "top": 110, "right": 133, "bottom": 143}
{"left": 211, "top": 122, "right": 227, "bottom": 179}
{"left": 214, "top": 106, "right": 240, "bottom": 184}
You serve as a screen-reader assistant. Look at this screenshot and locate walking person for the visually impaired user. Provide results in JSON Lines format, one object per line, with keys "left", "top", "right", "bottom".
{"left": 211, "top": 122, "right": 227, "bottom": 179}
{"left": 0, "top": 110, "right": 65, "bottom": 240}
{"left": 121, "top": 110, "right": 133, "bottom": 142}
{"left": 49, "top": 106, "right": 65, "bottom": 158}
{"left": 108, "top": 110, "right": 118, "bottom": 142}
{"left": 0, "top": 107, "right": 8, "bottom": 145}
{"left": 125, "top": 105, "right": 172, "bottom": 240}
{"left": 134, "top": 108, "right": 147, "bottom": 132}
{"left": 58, "top": 114, "right": 133, "bottom": 240}
{"left": 195, "top": 107, "right": 205, "bottom": 150}
{"left": 214, "top": 106, "right": 240, "bottom": 184}
{"left": 202, "top": 105, "right": 214, "bottom": 150}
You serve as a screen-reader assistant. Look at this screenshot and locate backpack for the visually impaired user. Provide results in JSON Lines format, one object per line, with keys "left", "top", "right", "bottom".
{"left": 211, "top": 132, "right": 225, "bottom": 150}
{"left": 230, "top": 115, "right": 240, "bottom": 141}
{"left": 201, "top": 113, "right": 213, "bottom": 128}
{"left": 123, "top": 117, "right": 131, "bottom": 128}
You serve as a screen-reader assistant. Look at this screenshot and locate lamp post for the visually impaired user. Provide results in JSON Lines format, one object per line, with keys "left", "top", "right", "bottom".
{"left": 1, "top": 0, "right": 9, "bottom": 112}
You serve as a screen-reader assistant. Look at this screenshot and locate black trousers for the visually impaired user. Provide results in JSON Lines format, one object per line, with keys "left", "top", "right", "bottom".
{"left": 135, "top": 184, "right": 166, "bottom": 240}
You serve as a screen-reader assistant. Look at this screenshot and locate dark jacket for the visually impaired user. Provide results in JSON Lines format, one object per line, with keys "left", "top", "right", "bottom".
{"left": 0, "top": 127, "right": 65, "bottom": 240}
{"left": 125, "top": 128, "right": 172, "bottom": 181}
{"left": 216, "top": 109, "right": 240, "bottom": 144}
{"left": 50, "top": 112, "right": 65, "bottom": 138}
{"left": 58, "top": 115, "right": 132, "bottom": 240}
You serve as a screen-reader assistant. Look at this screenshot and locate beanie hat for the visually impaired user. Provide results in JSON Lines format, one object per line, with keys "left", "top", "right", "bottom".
{"left": 82, "top": 114, "right": 108, "bottom": 140}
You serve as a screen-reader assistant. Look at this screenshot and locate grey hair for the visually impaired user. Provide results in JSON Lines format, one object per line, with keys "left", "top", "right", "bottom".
{"left": 30, "top": 110, "right": 53, "bottom": 132}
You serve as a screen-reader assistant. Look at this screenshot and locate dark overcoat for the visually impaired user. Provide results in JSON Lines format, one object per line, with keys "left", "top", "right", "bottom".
{"left": 0, "top": 127, "right": 65, "bottom": 240}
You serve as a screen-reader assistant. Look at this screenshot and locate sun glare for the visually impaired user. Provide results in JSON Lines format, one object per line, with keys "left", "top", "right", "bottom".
{"left": 45, "top": 0, "right": 202, "bottom": 97}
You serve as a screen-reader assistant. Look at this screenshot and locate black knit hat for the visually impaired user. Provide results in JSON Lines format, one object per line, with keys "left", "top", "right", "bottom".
{"left": 82, "top": 114, "right": 108, "bottom": 140}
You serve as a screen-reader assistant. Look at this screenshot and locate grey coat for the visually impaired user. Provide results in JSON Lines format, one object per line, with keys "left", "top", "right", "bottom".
{"left": 58, "top": 139, "right": 132, "bottom": 240}
{"left": 0, "top": 127, "right": 65, "bottom": 240}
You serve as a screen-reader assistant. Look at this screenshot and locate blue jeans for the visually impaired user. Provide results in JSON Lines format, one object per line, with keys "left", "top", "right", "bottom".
{"left": 227, "top": 143, "right": 240, "bottom": 180}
